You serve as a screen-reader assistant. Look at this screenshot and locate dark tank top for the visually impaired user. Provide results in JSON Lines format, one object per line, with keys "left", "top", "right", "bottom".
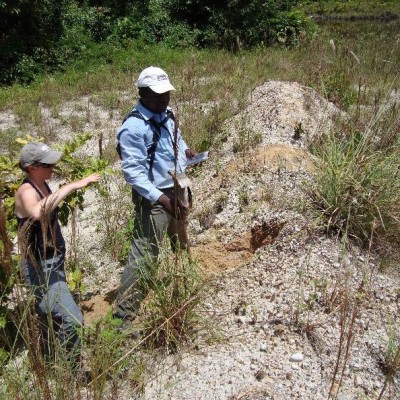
{"left": 17, "top": 178, "right": 66, "bottom": 260}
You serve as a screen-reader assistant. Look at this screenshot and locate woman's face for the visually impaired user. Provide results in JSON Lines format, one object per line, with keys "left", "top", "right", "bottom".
{"left": 29, "top": 163, "right": 56, "bottom": 179}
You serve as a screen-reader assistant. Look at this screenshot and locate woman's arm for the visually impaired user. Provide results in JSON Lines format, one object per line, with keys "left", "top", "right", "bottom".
{"left": 15, "top": 173, "right": 100, "bottom": 220}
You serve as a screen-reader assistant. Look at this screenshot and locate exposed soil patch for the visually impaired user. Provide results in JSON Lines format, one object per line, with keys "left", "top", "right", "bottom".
{"left": 82, "top": 292, "right": 114, "bottom": 325}
{"left": 250, "top": 219, "right": 286, "bottom": 252}
{"left": 253, "top": 145, "right": 315, "bottom": 172}
{"left": 192, "top": 238, "right": 253, "bottom": 276}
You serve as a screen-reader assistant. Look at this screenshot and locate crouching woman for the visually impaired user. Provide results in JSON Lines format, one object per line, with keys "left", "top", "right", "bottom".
{"left": 14, "top": 142, "right": 100, "bottom": 365}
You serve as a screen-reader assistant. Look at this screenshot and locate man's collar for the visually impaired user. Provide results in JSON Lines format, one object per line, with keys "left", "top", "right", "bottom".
{"left": 137, "top": 100, "right": 168, "bottom": 121}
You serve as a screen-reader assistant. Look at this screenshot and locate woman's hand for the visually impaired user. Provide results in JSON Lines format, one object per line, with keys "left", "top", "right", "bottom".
{"left": 74, "top": 173, "right": 101, "bottom": 190}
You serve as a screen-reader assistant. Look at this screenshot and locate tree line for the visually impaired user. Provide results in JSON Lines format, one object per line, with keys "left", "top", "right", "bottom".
{"left": 0, "top": 0, "right": 310, "bottom": 85}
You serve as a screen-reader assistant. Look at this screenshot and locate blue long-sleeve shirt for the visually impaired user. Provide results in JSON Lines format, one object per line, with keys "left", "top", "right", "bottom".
{"left": 117, "top": 101, "right": 189, "bottom": 203}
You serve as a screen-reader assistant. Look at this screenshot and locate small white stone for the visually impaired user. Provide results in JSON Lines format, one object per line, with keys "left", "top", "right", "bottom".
{"left": 290, "top": 352, "right": 304, "bottom": 362}
{"left": 260, "top": 343, "right": 268, "bottom": 352}
{"left": 354, "top": 375, "right": 363, "bottom": 387}
{"left": 374, "top": 381, "right": 382, "bottom": 389}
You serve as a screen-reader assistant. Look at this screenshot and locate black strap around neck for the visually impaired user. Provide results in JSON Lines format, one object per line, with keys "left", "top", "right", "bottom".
{"left": 121, "top": 109, "right": 176, "bottom": 181}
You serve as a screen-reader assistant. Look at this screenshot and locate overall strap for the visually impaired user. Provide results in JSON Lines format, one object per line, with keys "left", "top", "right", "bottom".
{"left": 121, "top": 108, "right": 175, "bottom": 181}
{"left": 23, "top": 178, "right": 51, "bottom": 199}
{"left": 146, "top": 111, "right": 175, "bottom": 181}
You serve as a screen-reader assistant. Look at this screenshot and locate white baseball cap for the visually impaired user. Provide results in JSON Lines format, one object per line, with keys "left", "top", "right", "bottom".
{"left": 136, "top": 66, "right": 175, "bottom": 94}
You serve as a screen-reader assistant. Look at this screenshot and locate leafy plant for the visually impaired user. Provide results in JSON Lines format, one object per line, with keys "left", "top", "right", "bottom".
{"left": 164, "top": 0, "right": 311, "bottom": 48}
{"left": 54, "top": 132, "right": 109, "bottom": 225}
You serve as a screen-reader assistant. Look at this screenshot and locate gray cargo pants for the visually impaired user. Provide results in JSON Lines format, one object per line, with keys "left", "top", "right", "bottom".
{"left": 22, "top": 251, "right": 83, "bottom": 364}
{"left": 114, "top": 187, "right": 188, "bottom": 320}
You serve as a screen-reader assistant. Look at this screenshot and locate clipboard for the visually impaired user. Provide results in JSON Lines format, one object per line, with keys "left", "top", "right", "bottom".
{"left": 186, "top": 151, "right": 209, "bottom": 167}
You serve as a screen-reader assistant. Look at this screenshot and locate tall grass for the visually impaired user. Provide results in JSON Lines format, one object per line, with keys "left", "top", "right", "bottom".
{"left": 309, "top": 92, "right": 400, "bottom": 254}
{"left": 139, "top": 247, "right": 204, "bottom": 352}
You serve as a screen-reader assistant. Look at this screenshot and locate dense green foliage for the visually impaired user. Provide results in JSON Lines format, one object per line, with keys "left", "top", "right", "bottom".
{"left": 2, "top": 0, "right": 400, "bottom": 85}
{"left": 0, "top": 0, "right": 67, "bottom": 83}
{"left": 162, "top": 0, "right": 309, "bottom": 47}
{"left": 0, "top": 0, "right": 310, "bottom": 85}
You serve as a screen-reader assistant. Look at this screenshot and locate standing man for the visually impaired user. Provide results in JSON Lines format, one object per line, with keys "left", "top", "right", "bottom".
{"left": 114, "top": 66, "right": 196, "bottom": 321}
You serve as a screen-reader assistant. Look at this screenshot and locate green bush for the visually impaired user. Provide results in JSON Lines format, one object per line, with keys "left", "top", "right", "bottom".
{"left": 111, "top": 17, "right": 142, "bottom": 42}
{"left": 0, "top": 0, "right": 69, "bottom": 84}
{"left": 164, "top": 0, "right": 311, "bottom": 48}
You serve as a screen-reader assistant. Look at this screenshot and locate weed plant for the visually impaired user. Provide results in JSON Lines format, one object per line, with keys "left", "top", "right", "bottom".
{"left": 378, "top": 325, "right": 400, "bottom": 400}
{"left": 96, "top": 172, "right": 134, "bottom": 262}
{"left": 85, "top": 314, "right": 128, "bottom": 400}
{"left": 309, "top": 96, "right": 400, "bottom": 254}
{"left": 139, "top": 244, "right": 204, "bottom": 353}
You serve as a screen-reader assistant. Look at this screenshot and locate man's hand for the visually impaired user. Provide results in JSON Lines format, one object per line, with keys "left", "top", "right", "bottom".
{"left": 185, "top": 148, "right": 197, "bottom": 159}
{"left": 158, "top": 193, "right": 188, "bottom": 220}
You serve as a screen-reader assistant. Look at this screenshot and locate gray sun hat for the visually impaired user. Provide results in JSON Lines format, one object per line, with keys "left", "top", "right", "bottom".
{"left": 19, "top": 142, "right": 62, "bottom": 168}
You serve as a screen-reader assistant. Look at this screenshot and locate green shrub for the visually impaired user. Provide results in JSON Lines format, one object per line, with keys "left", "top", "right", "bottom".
{"left": 0, "top": 0, "right": 315, "bottom": 85}
{"left": 111, "top": 17, "right": 142, "bottom": 42}
{"left": 164, "top": 0, "right": 311, "bottom": 48}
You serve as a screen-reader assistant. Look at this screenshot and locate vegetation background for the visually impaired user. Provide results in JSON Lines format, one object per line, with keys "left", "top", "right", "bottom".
{"left": 0, "top": 0, "right": 399, "bottom": 398}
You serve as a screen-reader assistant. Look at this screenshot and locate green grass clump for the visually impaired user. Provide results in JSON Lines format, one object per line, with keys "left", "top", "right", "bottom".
{"left": 309, "top": 98, "right": 400, "bottom": 252}
{"left": 139, "top": 247, "right": 204, "bottom": 353}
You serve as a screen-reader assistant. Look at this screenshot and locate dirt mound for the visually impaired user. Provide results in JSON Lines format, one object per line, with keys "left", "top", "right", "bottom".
{"left": 140, "top": 82, "right": 399, "bottom": 399}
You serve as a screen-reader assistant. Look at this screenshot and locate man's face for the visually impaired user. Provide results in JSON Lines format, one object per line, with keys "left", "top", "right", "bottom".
{"left": 140, "top": 88, "right": 170, "bottom": 114}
